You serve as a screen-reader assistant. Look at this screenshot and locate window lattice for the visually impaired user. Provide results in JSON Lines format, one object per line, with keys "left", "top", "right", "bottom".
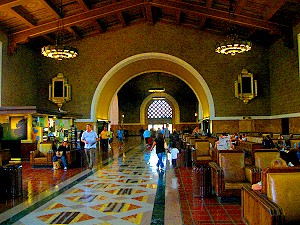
{"left": 148, "top": 100, "right": 172, "bottom": 119}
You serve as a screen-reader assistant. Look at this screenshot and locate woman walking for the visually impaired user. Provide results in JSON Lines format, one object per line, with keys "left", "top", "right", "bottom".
{"left": 149, "top": 133, "right": 167, "bottom": 170}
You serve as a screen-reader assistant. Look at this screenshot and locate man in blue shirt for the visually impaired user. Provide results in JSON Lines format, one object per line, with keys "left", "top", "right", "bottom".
{"left": 81, "top": 124, "right": 98, "bottom": 169}
{"left": 143, "top": 129, "right": 151, "bottom": 146}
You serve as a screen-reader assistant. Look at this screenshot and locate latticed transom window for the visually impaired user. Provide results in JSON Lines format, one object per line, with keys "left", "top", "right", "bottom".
{"left": 148, "top": 100, "right": 172, "bottom": 119}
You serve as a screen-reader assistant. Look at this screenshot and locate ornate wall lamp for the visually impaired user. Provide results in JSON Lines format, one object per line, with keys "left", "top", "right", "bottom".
{"left": 49, "top": 73, "right": 71, "bottom": 109}
{"left": 235, "top": 69, "right": 257, "bottom": 104}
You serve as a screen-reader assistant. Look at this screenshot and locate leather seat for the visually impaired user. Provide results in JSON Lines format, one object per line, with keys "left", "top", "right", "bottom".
{"left": 209, "top": 150, "right": 259, "bottom": 202}
{"left": 30, "top": 143, "right": 53, "bottom": 167}
{"left": 192, "top": 140, "right": 213, "bottom": 165}
{"left": 245, "top": 149, "right": 280, "bottom": 184}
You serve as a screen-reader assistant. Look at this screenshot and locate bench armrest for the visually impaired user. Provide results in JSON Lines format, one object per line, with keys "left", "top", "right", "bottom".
{"left": 245, "top": 165, "right": 261, "bottom": 184}
{"left": 242, "top": 184, "right": 284, "bottom": 225}
{"left": 209, "top": 161, "right": 223, "bottom": 196}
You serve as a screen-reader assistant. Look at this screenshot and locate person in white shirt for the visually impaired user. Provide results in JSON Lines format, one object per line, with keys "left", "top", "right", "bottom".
{"left": 81, "top": 124, "right": 99, "bottom": 169}
{"left": 170, "top": 143, "right": 180, "bottom": 168}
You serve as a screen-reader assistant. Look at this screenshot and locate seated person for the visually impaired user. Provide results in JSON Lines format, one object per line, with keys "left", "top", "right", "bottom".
{"left": 262, "top": 135, "right": 275, "bottom": 148}
{"left": 52, "top": 141, "right": 69, "bottom": 170}
{"left": 280, "top": 149, "right": 300, "bottom": 167}
{"left": 252, "top": 158, "right": 287, "bottom": 191}
{"left": 215, "top": 133, "right": 232, "bottom": 150}
{"left": 276, "top": 135, "right": 286, "bottom": 151}
{"left": 230, "top": 133, "right": 239, "bottom": 146}
{"left": 285, "top": 133, "right": 293, "bottom": 149}
{"left": 239, "top": 133, "right": 247, "bottom": 142}
{"left": 192, "top": 126, "right": 201, "bottom": 137}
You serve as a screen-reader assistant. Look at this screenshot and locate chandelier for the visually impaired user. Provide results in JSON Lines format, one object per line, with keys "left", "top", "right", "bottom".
{"left": 215, "top": 0, "right": 252, "bottom": 56}
{"left": 41, "top": 0, "right": 78, "bottom": 60}
{"left": 215, "top": 33, "right": 252, "bottom": 56}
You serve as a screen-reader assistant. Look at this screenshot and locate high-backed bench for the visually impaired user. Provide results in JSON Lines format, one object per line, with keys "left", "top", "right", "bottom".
{"left": 242, "top": 167, "right": 300, "bottom": 225}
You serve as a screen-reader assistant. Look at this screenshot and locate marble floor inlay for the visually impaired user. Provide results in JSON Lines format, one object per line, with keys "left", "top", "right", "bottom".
{"left": 2, "top": 141, "right": 172, "bottom": 225}
{"left": 1, "top": 137, "right": 246, "bottom": 225}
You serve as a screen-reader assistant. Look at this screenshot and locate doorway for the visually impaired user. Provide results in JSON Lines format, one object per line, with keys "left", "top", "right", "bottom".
{"left": 148, "top": 124, "right": 173, "bottom": 133}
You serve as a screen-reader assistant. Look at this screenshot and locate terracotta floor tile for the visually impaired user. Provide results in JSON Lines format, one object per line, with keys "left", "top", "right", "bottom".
{"left": 0, "top": 138, "right": 247, "bottom": 225}
{"left": 176, "top": 166, "right": 246, "bottom": 225}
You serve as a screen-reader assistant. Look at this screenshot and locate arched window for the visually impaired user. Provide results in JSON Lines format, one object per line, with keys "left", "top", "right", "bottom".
{"left": 147, "top": 100, "right": 172, "bottom": 119}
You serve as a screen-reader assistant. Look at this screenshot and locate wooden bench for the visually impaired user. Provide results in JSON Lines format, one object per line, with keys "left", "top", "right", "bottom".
{"left": 242, "top": 167, "right": 300, "bottom": 225}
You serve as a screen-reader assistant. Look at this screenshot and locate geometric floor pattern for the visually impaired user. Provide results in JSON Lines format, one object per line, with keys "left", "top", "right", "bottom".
{"left": 14, "top": 149, "right": 159, "bottom": 225}
{"left": 1, "top": 137, "right": 246, "bottom": 225}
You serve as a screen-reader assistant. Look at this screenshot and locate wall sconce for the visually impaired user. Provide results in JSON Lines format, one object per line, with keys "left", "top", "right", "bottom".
{"left": 49, "top": 73, "right": 71, "bottom": 109}
{"left": 235, "top": 69, "right": 257, "bottom": 104}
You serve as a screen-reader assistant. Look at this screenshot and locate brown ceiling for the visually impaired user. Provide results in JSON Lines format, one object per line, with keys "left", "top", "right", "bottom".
{"left": 1, "top": 0, "right": 299, "bottom": 54}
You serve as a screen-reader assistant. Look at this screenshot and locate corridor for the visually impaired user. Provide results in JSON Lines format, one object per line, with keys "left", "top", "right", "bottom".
{"left": 0, "top": 138, "right": 181, "bottom": 224}
{"left": 1, "top": 137, "right": 244, "bottom": 225}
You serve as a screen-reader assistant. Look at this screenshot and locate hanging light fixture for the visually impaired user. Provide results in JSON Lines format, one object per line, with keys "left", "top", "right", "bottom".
{"left": 215, "top": 0, "right": 251, "bottom": 56}
{"left": 152, "top": 96, "right": 166, "bottom": 100}
{"left": 41, "top": 0, "right": 78, "bottom": 60}
{"left": 148, "top": 87, "right": 165, "bottom": 93}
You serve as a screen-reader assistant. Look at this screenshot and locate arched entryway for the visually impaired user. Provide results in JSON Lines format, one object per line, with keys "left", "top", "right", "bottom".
{"left": 140, "top": 93, "right": 180, "bottom": 125}
{"left": 91, "top": 52, "right": 215, "bottom": 122}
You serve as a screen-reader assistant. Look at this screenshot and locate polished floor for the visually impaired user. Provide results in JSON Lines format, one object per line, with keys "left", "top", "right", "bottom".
{"left": 0, "top": 137, "right": 245, "bottom": 225}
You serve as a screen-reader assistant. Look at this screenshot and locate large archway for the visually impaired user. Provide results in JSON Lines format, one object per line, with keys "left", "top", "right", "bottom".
{"left": 91, "top": 53, "right": 215, "bottom": 121}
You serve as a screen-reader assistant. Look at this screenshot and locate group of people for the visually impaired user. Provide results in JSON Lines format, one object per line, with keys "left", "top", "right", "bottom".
{"left": 53, "top": 124, "right": 126, "bottom": 170}
{"left": 144, "top": 124, "right": 180, "bottom": 170}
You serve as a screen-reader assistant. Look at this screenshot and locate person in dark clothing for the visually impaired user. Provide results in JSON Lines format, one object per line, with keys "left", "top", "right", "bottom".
{"left": 285, "top": 133, "right": 293, "bottom": 149}
{"left": 280, "top": 149, "right": 300, "bottom": 167}
{"left": 53, "top": 141, "right": 69, "bottom": 170}
{"left": 149, "top": 133, "right": 167, "bottom": 170}
{"left": 79, "top": 130, "right": 85, "bottom": 150}
{"left": 262, "top": 135, "right": 275, "bottom": 148}
{"left": 139, "top": 127, "right": 145, "bottom": 142}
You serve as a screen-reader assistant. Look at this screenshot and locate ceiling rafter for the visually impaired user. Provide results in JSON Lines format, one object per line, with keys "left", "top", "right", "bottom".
{"left": 263, "top": 0, "right": 286, "bottom": 21}
{"left": 9, "top": 0, "right": 144, "bottom": 46}
{"left": 6, "top": 0, "right": 293, "bottom": 53}
{"left": 75, "top": 0, "right": 103, "bottom": 34}
{"left": 198, "top": 0, "right": 213, "bottom": 31}
{"left": 7, "top": 7, "right": 35, "bottom": 27}
{"left": 144, "top": 3, "right": 154, "bottom": 25}
{"left": 151, "top": 0, "right": 285, "bottom": 33}
{"left": 40, "top": 0, "right": 82, "bottom": 40}
{"left": 0, "top": 0, "right": 23, "bottom": 8}
{"left": 112, "top": 0, "right": 128, "bottom": 26}
{"left": 235, "top": 0, "right": 247, "bottom": 14}
{"left": 175, "top": 11, "right": 181, "bottom": 25}
{"left": 7, "top": 6, "right": 54, "bottom": 43}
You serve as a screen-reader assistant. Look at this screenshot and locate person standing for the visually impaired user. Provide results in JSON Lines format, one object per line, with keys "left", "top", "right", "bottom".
{"left": 163, "top": 124, "right": 170, "bottom": 145}
{"left": 139, "top": 127, "right": 145, "bottom": 142}
{"left": 143, "top": 129, "right": 151, "bottom": 147}
{"left": 81, "top": 124, "right": 98, "bottom": 169}
{"left": 170, "top": 142, "right": 179, "bottom": 168}
{"left": 100, "top": 126, "right": 110, "bottom": 154}
{"left": 109, "top": 128, "right": 114, "bottom": 144}
{"left": 117, "top": 126, "right": 125, "bottom": 149}
{"left": 150, "top": 133, "right": 167, "bottom": 170}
